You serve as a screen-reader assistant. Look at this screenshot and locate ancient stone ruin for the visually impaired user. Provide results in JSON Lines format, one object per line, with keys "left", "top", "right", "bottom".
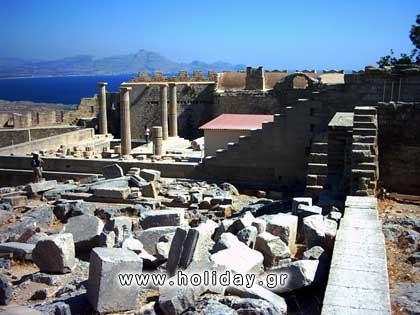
{"left": 0, "top": 65, "right": 419, "bottom": 314}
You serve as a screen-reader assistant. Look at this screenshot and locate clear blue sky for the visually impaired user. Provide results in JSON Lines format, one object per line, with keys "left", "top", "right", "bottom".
{"left": 0, "top": 0, "right": 418, "bottom": 69}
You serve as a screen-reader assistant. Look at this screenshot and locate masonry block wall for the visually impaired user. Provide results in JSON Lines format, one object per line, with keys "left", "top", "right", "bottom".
{"left": 377, "top": 102, "right": 420, "bottom": 195}
{"left": 199, "top": 103, "right": 314, "bottom": 189}
{"left": 0, "top": 126, "right": 79, "bottom": 148}
{"left": 245, "top": 66, "right": 265, "bottom": 90}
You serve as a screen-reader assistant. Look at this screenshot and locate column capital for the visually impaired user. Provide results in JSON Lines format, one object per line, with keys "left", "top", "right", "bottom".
{"left": 97, "top": 82, "right": 108, "bottom": 86}
{"left": 119, "top": 86, "right": 132, "bottom": 92}
{"left": 168, "top": 82, "right": 177, "bottom": 87}
{"left": 158, "top": 83, "right": 169, "bottom": 88}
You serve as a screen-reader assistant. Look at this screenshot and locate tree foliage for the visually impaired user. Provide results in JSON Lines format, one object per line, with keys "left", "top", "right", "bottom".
{"left": 377, "top": 14, "right": 420, "bottom": 67}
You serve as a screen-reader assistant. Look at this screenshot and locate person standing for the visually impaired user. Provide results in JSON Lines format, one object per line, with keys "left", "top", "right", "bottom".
{"left": 31, "top": 152, "right": 44, "bottom": 183}
{"left": 144, "top": 125, "right": 151, "bottom": 144}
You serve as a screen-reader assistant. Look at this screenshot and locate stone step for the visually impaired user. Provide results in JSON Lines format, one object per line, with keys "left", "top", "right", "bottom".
{"left": 352, "top": 169, "right": 376, "bottom": 178}
{"left": 353, "top": 128, "right": 377, "bottom": 137}
{"left": 238, "top": 135, "right": 251, "bottom": 144}
{"left": 352, "top": 150, "right": 377, "bottom": 163}
{"left": 352, "top": 136, "right": 376, "bottom": 144}
{"left": 354, "top": 189, "right": 375, "bottom": 196}
{"left": 354, "top": 106, "right": 377, "bottom": 115}
{"left": 352, "top": 143, "right": 374, "bottom": 151}
{"left": 368, "top": 181, "right": 377, "bottom": 190}
{"left": 356, "top": 162, "right": 377, "bottom": 171}
{"left": 353, "top": 114, "right": 376, "bottom": 123}
{"left": 305, "top": 185, "right": 324, "bottom": 195}
{"left": 353, "top": 121, "right": 377, "bottom": 129}
{"left": 307, "top": 163, "right": 328, "bottom": 174}
{"left": 312, "top": 142, "right": 328, "bottom": 153}
{"left": 306, "top": 174, "right": 327, "bottom": 186}
{"left": 309, "top": 153, "right": 328, "bottom": 163}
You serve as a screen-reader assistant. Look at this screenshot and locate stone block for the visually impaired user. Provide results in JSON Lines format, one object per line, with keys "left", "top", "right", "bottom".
{"left": 210, "top": 242, "right": 264, "bottom": 273}
{"left": 139, "top": 210, "right": 186, "bottom": 229}
{"left": 102, "top": 164, "right": 124, "bottom": 179}
{"left": 166, "top": 227, "right": 189, "bottom": 276}
{"left": 140, "top": 169, "right": 161, "bottom": 182}
{"left": 158, "top": 285, "right": 197, "bottom": 315}
{"left": 251, "top": 218, "right": 267, "bottom": 234}
{"left": 190, "top": 220, "right": 218, "bottom": 262}
{"left": 303, "top": 215, "right": 326, "bottom": 248}
{"left": 212, "top": 232, "right": 241, "bottom": 253}
{"left": 255, "top": 232, "right": 291, "bottom": 268}
{"left": 225, "top": 285, "right": 287, "bottom": 315}
{"left": 121, "top": 236, "right": 143, "bottom": 253}
{"left": 228, "top": 211, "right": 255, "bottom": 234}
{"left": 263, "top": 213, "right": 298, "bottom": 248}
{"left": 79, "top": 175, "right": 99, "bottom": 184}
{"left": 87, "top": 248, "right": 143, "bottom": 313}
{"left": 91, "top": 187, "right": 130, "bottom": 199}
{"left": 65, "top": 215, "right": 104, "bottom": 251}
{"left": 136, "top": 226, "right": 177, "bottom": 255}
{"left": 2, "top": 196, "right": 27, "bottom": 208}
{"left": 237, "top": 226, "right": 258, "bottom": 248}
{"left": 0, "top": 274, "right": 11, "bottom": 305}
{"left": 140, "top": 182, "right": 158, "bottom": 198}
{"left": 26, "top": 180, "right": 57, "bottom": 195}
{"left": 32, "top": 233, "right": 76, "bottom": 274}
{"left": 0, "top": 242, "right": 34, "bottom": 260}
{"left": 270, "top": 260, "right": 319, "bottom": 293}
{"left": 105, "top": 216, "right": 132, "bottom": 247}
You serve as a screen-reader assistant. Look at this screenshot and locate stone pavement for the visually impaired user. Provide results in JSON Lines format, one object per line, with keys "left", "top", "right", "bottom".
{"left": 321, "top": 196, "right": 391, "bottom": 315}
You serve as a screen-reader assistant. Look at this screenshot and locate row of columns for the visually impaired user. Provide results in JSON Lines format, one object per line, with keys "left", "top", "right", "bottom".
{"left": 97, "top": 82, "right": 178, "bottom": 157}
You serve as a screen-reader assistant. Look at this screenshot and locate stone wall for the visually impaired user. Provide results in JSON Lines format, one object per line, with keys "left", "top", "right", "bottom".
{"left": 377, "top": 102, "right": 420, "bottom": 195}
{"left": 203, "top": 129, "right": 252, "bottom": 156}
{"left": 199, "top": 103, "right": 315, "bottom": 190}
{"left": 0, "top": 96, "right": 99, "bottom": 129}
{"left": 245, "top": 66, "right": 265, "bottom": 90}
{"left": 0, "top": 128, "right": 98, "bottom": 156}
{"left": 0, "top": 126, "right": 79, "bottom": 148}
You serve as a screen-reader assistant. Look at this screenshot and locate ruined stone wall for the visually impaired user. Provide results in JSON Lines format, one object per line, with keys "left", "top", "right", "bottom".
{"left": 0, "top": 128, "right": 96, "bottom": 156}
{"left": 0, "top": 126, "right": 79, "bottom": 148}
{"left": 0, "top": 96, "right": 99, "bottom": 130}
{"left": 377, "top": 102, "right": 420, "bottom": 195}
{"left": 245, "top": 66, "right": 265, "bottom": 90}
{"left": 62, "top": 96, "right": 99, "bottom": 125}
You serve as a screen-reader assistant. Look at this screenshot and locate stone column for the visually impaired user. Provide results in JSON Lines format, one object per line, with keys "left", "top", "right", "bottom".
{"left": 152, "top": 126, "right": 163, "bottom": 156}
{"left": 97, "top": 82, "right": 108, "bottom": 134}
{"left": 169, "top": 83, "right": 178, "bottom": 137}
{"left": 160, "top": 84, "right": 168, "bottom": 140}
{"left": 120, "top": 86, "right": 132, "bottom": 156}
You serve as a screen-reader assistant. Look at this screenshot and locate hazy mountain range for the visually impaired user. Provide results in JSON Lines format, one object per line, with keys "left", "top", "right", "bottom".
{"left": 0, "top": 49, "right": 246, "bottom": 78}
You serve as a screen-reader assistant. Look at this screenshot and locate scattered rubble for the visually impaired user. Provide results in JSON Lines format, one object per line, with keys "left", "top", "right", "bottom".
{"left": 0, "top": 169, "right": 346, "bottom": 314}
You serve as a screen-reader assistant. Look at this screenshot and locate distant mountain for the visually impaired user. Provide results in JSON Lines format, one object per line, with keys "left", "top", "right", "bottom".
{"left": 0, "top": 49, "right": 246, "bottom": 78}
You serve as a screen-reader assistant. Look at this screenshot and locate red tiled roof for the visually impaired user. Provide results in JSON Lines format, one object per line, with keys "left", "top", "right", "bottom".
{"left": 199, "top": 114, "right": 274, "bottom": 130}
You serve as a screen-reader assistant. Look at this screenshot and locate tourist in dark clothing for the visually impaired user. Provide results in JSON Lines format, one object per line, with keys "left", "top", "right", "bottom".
{"left": 31, "top": 152, "right": 44, "bottom": 183}
{"left": 144, "top": 125, "right": 151, "bottom": 144}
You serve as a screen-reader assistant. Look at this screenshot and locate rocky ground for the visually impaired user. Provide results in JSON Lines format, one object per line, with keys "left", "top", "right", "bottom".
{"left": 380, "top": 197, "right": 420, "bottom": 315}
{"left": 0, "top": 164, "right": 342, "bottom": 314}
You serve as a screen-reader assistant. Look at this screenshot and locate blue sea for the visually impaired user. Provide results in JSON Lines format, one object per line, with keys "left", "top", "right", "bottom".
{"left": 0, "top": 74, "right": 137, "bottom": 105}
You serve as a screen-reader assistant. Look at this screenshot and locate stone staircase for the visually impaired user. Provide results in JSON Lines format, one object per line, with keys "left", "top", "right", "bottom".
{"left": 305, "top": 133, "right": 328, "bottom": 196}
{"left": 350, "top": 106, "right": 379, "bottom": 196}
